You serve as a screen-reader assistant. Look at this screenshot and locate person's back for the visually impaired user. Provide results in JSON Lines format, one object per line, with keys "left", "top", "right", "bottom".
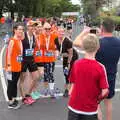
{"left": 96, "top": 37, "right": 120, "bottom": 74}
{"left": 68, "top": 58, "right": 108, "bottom": 112}
{"left": 68, "top": 34, "right": 109, "bottom": 120}
{"left": 95, "top": 18, "right": 120, "bottom": 120}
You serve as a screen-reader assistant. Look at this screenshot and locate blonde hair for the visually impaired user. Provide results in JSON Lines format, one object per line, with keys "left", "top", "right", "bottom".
{"left": 82, "top": 34, "right": 99, "bottom": 53}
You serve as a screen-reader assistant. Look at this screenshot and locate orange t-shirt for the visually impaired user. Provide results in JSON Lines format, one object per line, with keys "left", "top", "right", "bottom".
{"left": 51, "top": 24, "right": 58, "bottom": 32}
{"left": 5, "top": 38, "right": 23, "bottom": 72}
{"left": 34, "top": 32, "right": 57, "bottom": 63}
{"left": 34, "top": 33, "right": 44, "bottom": 63}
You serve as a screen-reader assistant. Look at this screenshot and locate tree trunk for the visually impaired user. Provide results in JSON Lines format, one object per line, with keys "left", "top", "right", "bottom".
{"left": 11, "top": 10, "right": 14, "bottom": 20}
{"left": 0, "top": 10, "right": 3, "bottom": 18}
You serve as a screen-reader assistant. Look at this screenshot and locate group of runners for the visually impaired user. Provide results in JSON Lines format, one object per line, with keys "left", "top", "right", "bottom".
{"left": 5, "top": 18, "right": 78, "bottom": 109}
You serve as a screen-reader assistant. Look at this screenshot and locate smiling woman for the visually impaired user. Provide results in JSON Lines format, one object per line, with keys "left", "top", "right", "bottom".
{"left": 5, "top": 23, "right": 24, "bottom": 109}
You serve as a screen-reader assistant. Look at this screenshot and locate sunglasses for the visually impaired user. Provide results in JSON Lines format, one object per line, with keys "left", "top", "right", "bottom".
{"left": 45, "top": 28, "right": 51, "bottom": 31}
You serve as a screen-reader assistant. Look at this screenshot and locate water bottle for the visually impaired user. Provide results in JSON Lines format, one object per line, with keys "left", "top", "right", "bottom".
{"left": 64, "top": 67, "right": 69, "bottom": 75}
{"left": 4, "top": 32, "right": 10, "bottom": 44}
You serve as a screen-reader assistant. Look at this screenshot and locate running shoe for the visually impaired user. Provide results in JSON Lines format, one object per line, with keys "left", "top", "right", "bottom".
{"left": 22, "top": 95, "right": 36, "bottom": 105}
{"left": 49, "top": 89, "right": 55, "bottom": 98}
{"left": 54, "top": 87, "right": 61, "bottom": 94}
{"left": 35, "top": 91, "right": 41, "bottom": 97}
{"left": 8, "top": 100, "right": 20, "bottom": 109}
{"left": 31, "top": 91, "right": 40, "bottom": 100}
{"left": 40, "top": 88, "right": 50, "bottom": 96}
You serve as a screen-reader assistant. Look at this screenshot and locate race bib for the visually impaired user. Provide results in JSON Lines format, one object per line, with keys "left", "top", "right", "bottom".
{"left": 45, "top": 51, "right": 54, "bottom": 57}
{"left": 6, "top": 71, "right": 12, "bottom": 80}
{"left": 25, "top": 49, "right": 34, "bottom": 56}
{"left": 17, "top": 55, "right": 23, "bottom": 62}
{"left": 36, "top": 50, "right": 42, "bottom": 56}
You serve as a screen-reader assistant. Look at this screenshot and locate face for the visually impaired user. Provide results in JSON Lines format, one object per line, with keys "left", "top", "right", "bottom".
{"left": 58, "top": 32, "right": 64, "bottom": 39}
{"left": 36, "top": 26, "right": 43, "bottom": 34}
{"left": 44, "top": 28, "right": 51, "bottom": 35}
{"left": 32, "top": 25, "right": 37, "bottom": 33}
{"left": 14, "top": 26, "right": 24, "bottom": 38}
{"left": 58, "top": 29, "right": 65, "bottom": 39}
{"left": 38, "top": 26, "right": 43, "bottom": 31}
{"left": 27, "top": 25, "right": 34, "bottom": 33}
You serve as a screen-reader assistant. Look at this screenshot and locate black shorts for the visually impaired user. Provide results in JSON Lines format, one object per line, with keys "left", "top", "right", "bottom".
{"left": 107, "top": 74, "right": 116, "bottom": 99}
{"left": 68, "top": 109, "right": 98, "bottom": 120}
{"left": 67, "top": 27, "right": 72, "bottom": 30}
{"left": 36, "top": 62, "right": 44, "bottom": 67}
{"left": 22, "top": 61, "right": 38, "bottom": 72}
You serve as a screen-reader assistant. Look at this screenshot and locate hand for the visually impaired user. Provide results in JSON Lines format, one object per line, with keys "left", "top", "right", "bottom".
{"left": 96, "top": 27, "right": 102, "bottom": 35}
{"left": 38, "top": 67, "right": 44, "bottom": 76}
{"left": 73, "top": 26, "right": 90, "bottom": 48}
{"left": 67, "top": 63, "right": 70, "bottom": 70}
{"left": 69, "top": 84, "right": 74, "bottom": 96}
{"left": 55, "top": 50, "right": 60, "bottom": 59}
{"left": 83, "top": 26, "right": 91, "bottom": 34}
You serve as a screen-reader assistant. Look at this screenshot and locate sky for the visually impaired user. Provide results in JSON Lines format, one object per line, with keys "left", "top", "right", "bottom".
{"left": 71, "top": 0, "right": 80, "bottom": 5}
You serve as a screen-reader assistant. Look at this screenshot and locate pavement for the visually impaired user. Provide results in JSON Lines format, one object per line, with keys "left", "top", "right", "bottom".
{"left": 0, "top": 23, "right": 120, "bottom": 120}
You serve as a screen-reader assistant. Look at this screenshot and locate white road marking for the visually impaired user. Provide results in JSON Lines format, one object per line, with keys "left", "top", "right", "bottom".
{"left": 0, "top": 45, "right": 8, "bottom": 101}
{"left": 55, "top": 65, "right": 62, "bottom": 67}
{"left": 115, "top": 88, "right": 120, "bottom": 92}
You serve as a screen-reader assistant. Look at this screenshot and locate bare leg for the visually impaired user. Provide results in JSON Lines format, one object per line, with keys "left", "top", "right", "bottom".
{"left": 43, "top": 82, "right": 49, "bottom": 88}
{"left": 19, "top": 72, "right": 26, "bottom": 98}
{"left": 28, "top": 71, "right": 39, "bottom": 94}
{"left": 104, "top": 99, "right": 112, "bottom": 120}
{"left": 97, "top": 104, "right": 103, "bottom": 120}
{"left": 38, "top": 67, "right": 44, "bottom": 77}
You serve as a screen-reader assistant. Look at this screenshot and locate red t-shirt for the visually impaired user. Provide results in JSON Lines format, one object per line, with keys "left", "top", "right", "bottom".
{"left": 68, "top": 58, "right": 109, "bottom": 114}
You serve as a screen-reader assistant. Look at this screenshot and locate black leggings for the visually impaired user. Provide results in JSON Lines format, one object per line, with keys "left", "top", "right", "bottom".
{"left": 68, "top": 109, "right": 98, "bottom": 120}
{"left": 44, "top": 62, "right": 55, "bottom": 83}
{"left": 7, "top": 72, "right": 20, "bottom": 100}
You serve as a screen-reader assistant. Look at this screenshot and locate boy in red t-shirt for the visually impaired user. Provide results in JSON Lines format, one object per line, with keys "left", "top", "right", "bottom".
{"left": 68, "top": 34, "right": 109, "bottom": 120}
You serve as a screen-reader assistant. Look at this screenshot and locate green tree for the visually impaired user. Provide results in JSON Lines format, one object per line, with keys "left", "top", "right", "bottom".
{"left": 80, "top": 0, "right": 111, "bottom": 24}
{"left": 0, "top": 0, "right": 80, "bottom": 18}
{"left": 0, "top": 0, "right": 5, "bottom": 17}
{"left": 34, "top": 0, "right": 80, "bottom": 17}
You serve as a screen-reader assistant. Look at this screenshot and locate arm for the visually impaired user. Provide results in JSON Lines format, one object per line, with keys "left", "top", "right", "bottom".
{"left": 98, "top": 88, "right": 109, "bottom": 103}
{"left": 6, "top": 40, "right": 14, "bottom": 71}
{"left": 54, "top": 50, "right": 60, "bottom": 59}
{"left": 54, "top": 37, "right": 60, "bottom": 59}
{"left": 73, "top": 26, "right": 90, "bottom": 48}
{"left": 67, "top": 48, "right": 73, "bottom": 64}
{"left": 69, "top": 83, "right": 74, "bottom": 96}
{"left": 98, "top": 64, "right": 109, "bottom": 103}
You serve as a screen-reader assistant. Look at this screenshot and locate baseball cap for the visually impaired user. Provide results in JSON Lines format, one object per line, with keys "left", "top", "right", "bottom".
{"left": 27, "top": 20, "right": 38, "bottom": 26}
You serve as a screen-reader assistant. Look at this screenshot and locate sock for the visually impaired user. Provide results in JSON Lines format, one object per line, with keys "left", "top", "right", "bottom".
{"left": 49, "top": 83, "right": 55, "bottom": 90}
{"left": 9, "top": 100, "right": 13, "bottom": 104}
